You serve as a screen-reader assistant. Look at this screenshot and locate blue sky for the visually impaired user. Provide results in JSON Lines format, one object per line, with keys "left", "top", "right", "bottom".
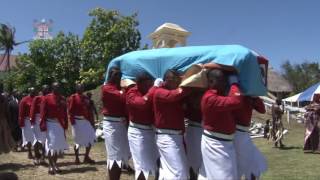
{"left": 1, "top": 0, "right": 319, "bottom": 70}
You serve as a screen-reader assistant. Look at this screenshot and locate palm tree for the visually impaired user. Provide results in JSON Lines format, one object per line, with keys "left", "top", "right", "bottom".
{"left": 0, "top": 23, "right": 29, "bottom": 71}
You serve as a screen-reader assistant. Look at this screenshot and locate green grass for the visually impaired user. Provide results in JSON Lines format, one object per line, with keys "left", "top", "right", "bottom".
{"left": 2, "top": 114, "right": 316, "bottom": 180}
{"left": 253, "top": 113, "right": 320, "bottom": 180}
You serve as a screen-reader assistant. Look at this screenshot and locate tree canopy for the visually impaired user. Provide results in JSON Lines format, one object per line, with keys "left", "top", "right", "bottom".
{"left": 2, "top": 8, "right": 141, "bottom": 95}
{"left": 281, "top": 60, "right": 320, "bottom": 94}
{"left": 0, "top": 23, "right": 28, "bottom": 71}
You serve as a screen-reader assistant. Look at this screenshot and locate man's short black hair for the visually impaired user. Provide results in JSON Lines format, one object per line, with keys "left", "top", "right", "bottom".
{"left": 136, "top": 72, "right": 154, "bottom": 84}
{"left": 163, "top": 69, "right": 180, "bottom": 80}
{"left": 206, "top": 68, "right": 225, "bottom": 80}
{"left": 108, "top": 67, "right": 121, "bottom": 79}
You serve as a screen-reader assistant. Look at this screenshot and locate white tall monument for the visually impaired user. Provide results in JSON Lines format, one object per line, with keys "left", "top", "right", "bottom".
{"left": 149, "top": 23, "right": 191, "bottom": 48}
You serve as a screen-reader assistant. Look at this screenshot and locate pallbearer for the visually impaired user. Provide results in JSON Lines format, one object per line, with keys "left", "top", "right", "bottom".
{"left": 198, "top": 69, "right": 242, "bottom": 180}
{"left": 19, "top": 87, "right": 36, "bottom": 159}
{"left": 232, "top": 95, "right": 267, "bottom": 179}
{"left": 40, "top": 82, "right": 69, "bottom": 175}
{"left": 30, "top": 85, "right": 50, "bottom": 165}
{"left": 102, "top": 67, "right": 132, "bottom": 180}
{"left": 184, "top": 89, "right": 204, "bottom": 180}
{"left": 68, "top": 83, "right": 95, "bottom": 164}
{"left": 86, "top": 92, "right": 98, "bottom": 122}
{"left": 126, "top": 72, "right": 159, "bottom": 180}
{"left": 152, "top": 69, "right": 190, "bottom": 180}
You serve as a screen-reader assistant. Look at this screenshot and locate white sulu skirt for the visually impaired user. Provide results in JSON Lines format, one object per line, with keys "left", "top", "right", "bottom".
{"left": 128, "top": 125, "right": 159, "bottom": 180}
{"left": 185, "top": 121, "right": 203, "bottom": 174}
{"left": 198, "top": 134, "right": 237, "bottom": 180}
{"left": 156, "top": 133, "right": 188, "bottom": 180}
{"left": 103, "top": 117, "right": 131, "bottom": 170}
{"left": 31, "top": 114, "right": 47, "bottom": 146}
{"left": 21, "top": 117, "right": 35, "bottom": 146}
{"left": 234, "top": 130, "right": 267, "bottom": 179}
{"left": 45, "top": 119, "right": 69, "bottom": 155}
{"left": 72, "top": 118, "right": 95, "bottom": 148}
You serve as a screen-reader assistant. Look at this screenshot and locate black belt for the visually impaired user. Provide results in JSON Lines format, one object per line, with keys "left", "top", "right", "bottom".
{"left": 103, "top": 116, "right": 124, "bottom": 122}
{"left": 155, "top": 128, "right": 183, "bottom": 135}
{"left": 236, "top": 128, "right": 247, "bottom": 132}
{"left": 129, "top": 122, "right": 153, "bottom": 130}
{"left": 203, "top": 132, "right": 233, "bottom": 142}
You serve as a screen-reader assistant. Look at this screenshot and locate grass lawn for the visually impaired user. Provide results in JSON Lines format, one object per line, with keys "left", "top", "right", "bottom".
{"left": 253, "top": 113, "right": 320, "bottom": 180}
{"left": 0, "top": 112, "right": 319, "bottom": 179}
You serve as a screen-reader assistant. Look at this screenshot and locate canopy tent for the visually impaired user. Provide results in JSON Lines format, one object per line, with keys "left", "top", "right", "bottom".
{"left": 282, "top": 82, "right": 320, "bottom": 105}
{"left": 283, "top": 93, "right": 302, "bottom": 103}
{"left": 105, "top": 45, "right": 268, "bottom": 96}
{"left": 282, "top": 93, "right": 302, "bottom": 107}
{"left": 297, "top": 82, "right": 320, "bottom": 102}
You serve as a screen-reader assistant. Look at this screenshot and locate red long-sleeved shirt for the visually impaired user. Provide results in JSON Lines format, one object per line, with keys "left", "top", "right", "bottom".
{"left": 30, "top": 96, "right": 44, "bottom": 125}
{"left": 40, "top": 93, "right": 68, "bottom": 131}
{"left": 184, "top": 94, "right": 202, "bottom": 123}
{"left": 19, "top": 95, "right": 34, "bottom": 127}
{"left": 201, "top": 84, "right": 242, "bottom": 134}
{"left": 233, "top": 97, "right": 266, "bottom": 127}
{"left": 126, "top": 86, "right": 154, "bottom": 125}
{"left": 101, "top": 83, "right": 126, "bottom": 117}
{"left": 153, "top": 87, "right": 190, "bottom": 131}
{"left": 67, "top": 93, "right": 92, "bottom": 124}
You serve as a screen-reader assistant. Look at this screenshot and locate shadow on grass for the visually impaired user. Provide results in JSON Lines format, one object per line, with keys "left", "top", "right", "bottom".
{"left": 279, "top": 146, "right": 302, "bottom": 150}
{"left": 63, "top": 153, "right": 85, "bottom": 156}
{"left": 0, "top": 163, "right": 34, "bottom": 171}
{"left": 122, "top": 171, "right": 135, "bottom": 176}
{"left": 60, "top": 166, "right": 98, "bottom": 174}
{"left": 58, "top": 160, "right": 106, "bottom": 167}
{"left": 95, "top": 161, "right": 107, "bottom": 165}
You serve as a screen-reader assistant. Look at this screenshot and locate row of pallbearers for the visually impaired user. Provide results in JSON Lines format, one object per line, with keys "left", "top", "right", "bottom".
{"left": 18, "top": 83, "right": 96, "bottom": 174}
{"left": 102, "top": 66, "right": 267, "bottom": 180}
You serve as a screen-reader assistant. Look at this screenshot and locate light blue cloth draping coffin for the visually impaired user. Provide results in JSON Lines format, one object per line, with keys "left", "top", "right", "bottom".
{"left": 105, "top": 45, "right": 267, "bottom": 96}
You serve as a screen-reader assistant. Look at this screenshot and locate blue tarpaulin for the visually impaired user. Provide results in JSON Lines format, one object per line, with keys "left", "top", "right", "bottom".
{"left": 105, "top": 45, "right": 267, "bottom": 96}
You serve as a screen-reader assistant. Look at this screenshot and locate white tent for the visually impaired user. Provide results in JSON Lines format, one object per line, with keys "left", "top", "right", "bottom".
{"left": 282, "top": 93, "right": 301, "bottom": 107}
{"left": 283, "top": 93, "right": 302, "bottom": 106}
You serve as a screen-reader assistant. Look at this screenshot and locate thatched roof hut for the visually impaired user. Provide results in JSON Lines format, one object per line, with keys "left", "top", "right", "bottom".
{"left": 267, "top": 67, "right": 293, "bottom": 93}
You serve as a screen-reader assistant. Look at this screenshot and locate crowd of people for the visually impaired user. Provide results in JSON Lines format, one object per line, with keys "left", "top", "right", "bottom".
{"left": 0, "top": 82, "right": 98, "bottom": 175}
{"left": 0, "top": 64, "right": 269, "bottom": 180}
{"left": 102, "top": 66, "right": 267, "bottom": 180}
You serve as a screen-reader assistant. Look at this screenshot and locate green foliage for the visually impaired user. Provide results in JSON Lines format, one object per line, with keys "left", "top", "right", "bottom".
{"left": 31, "top": 32, "right": 82, "bottom": 95}
{"left": 2, "top": 8, "right": 141, "bottom": 95}
{"left": 2, "top": 32, "right": 82, "bottom": 94}
{"left": 81, "top": 7, "right": 141, "bottom": 70}
{"left": 0, "top": 23, "right": 15, "bottom": 51}
{"left": 281, "top": 61, "right": 320, "bottom": 94}
{"left": 0, "top": 23, "right": 29, "bottom": 71}
{"left": 78, "top": 67, "right": 105, "bottom": 89}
